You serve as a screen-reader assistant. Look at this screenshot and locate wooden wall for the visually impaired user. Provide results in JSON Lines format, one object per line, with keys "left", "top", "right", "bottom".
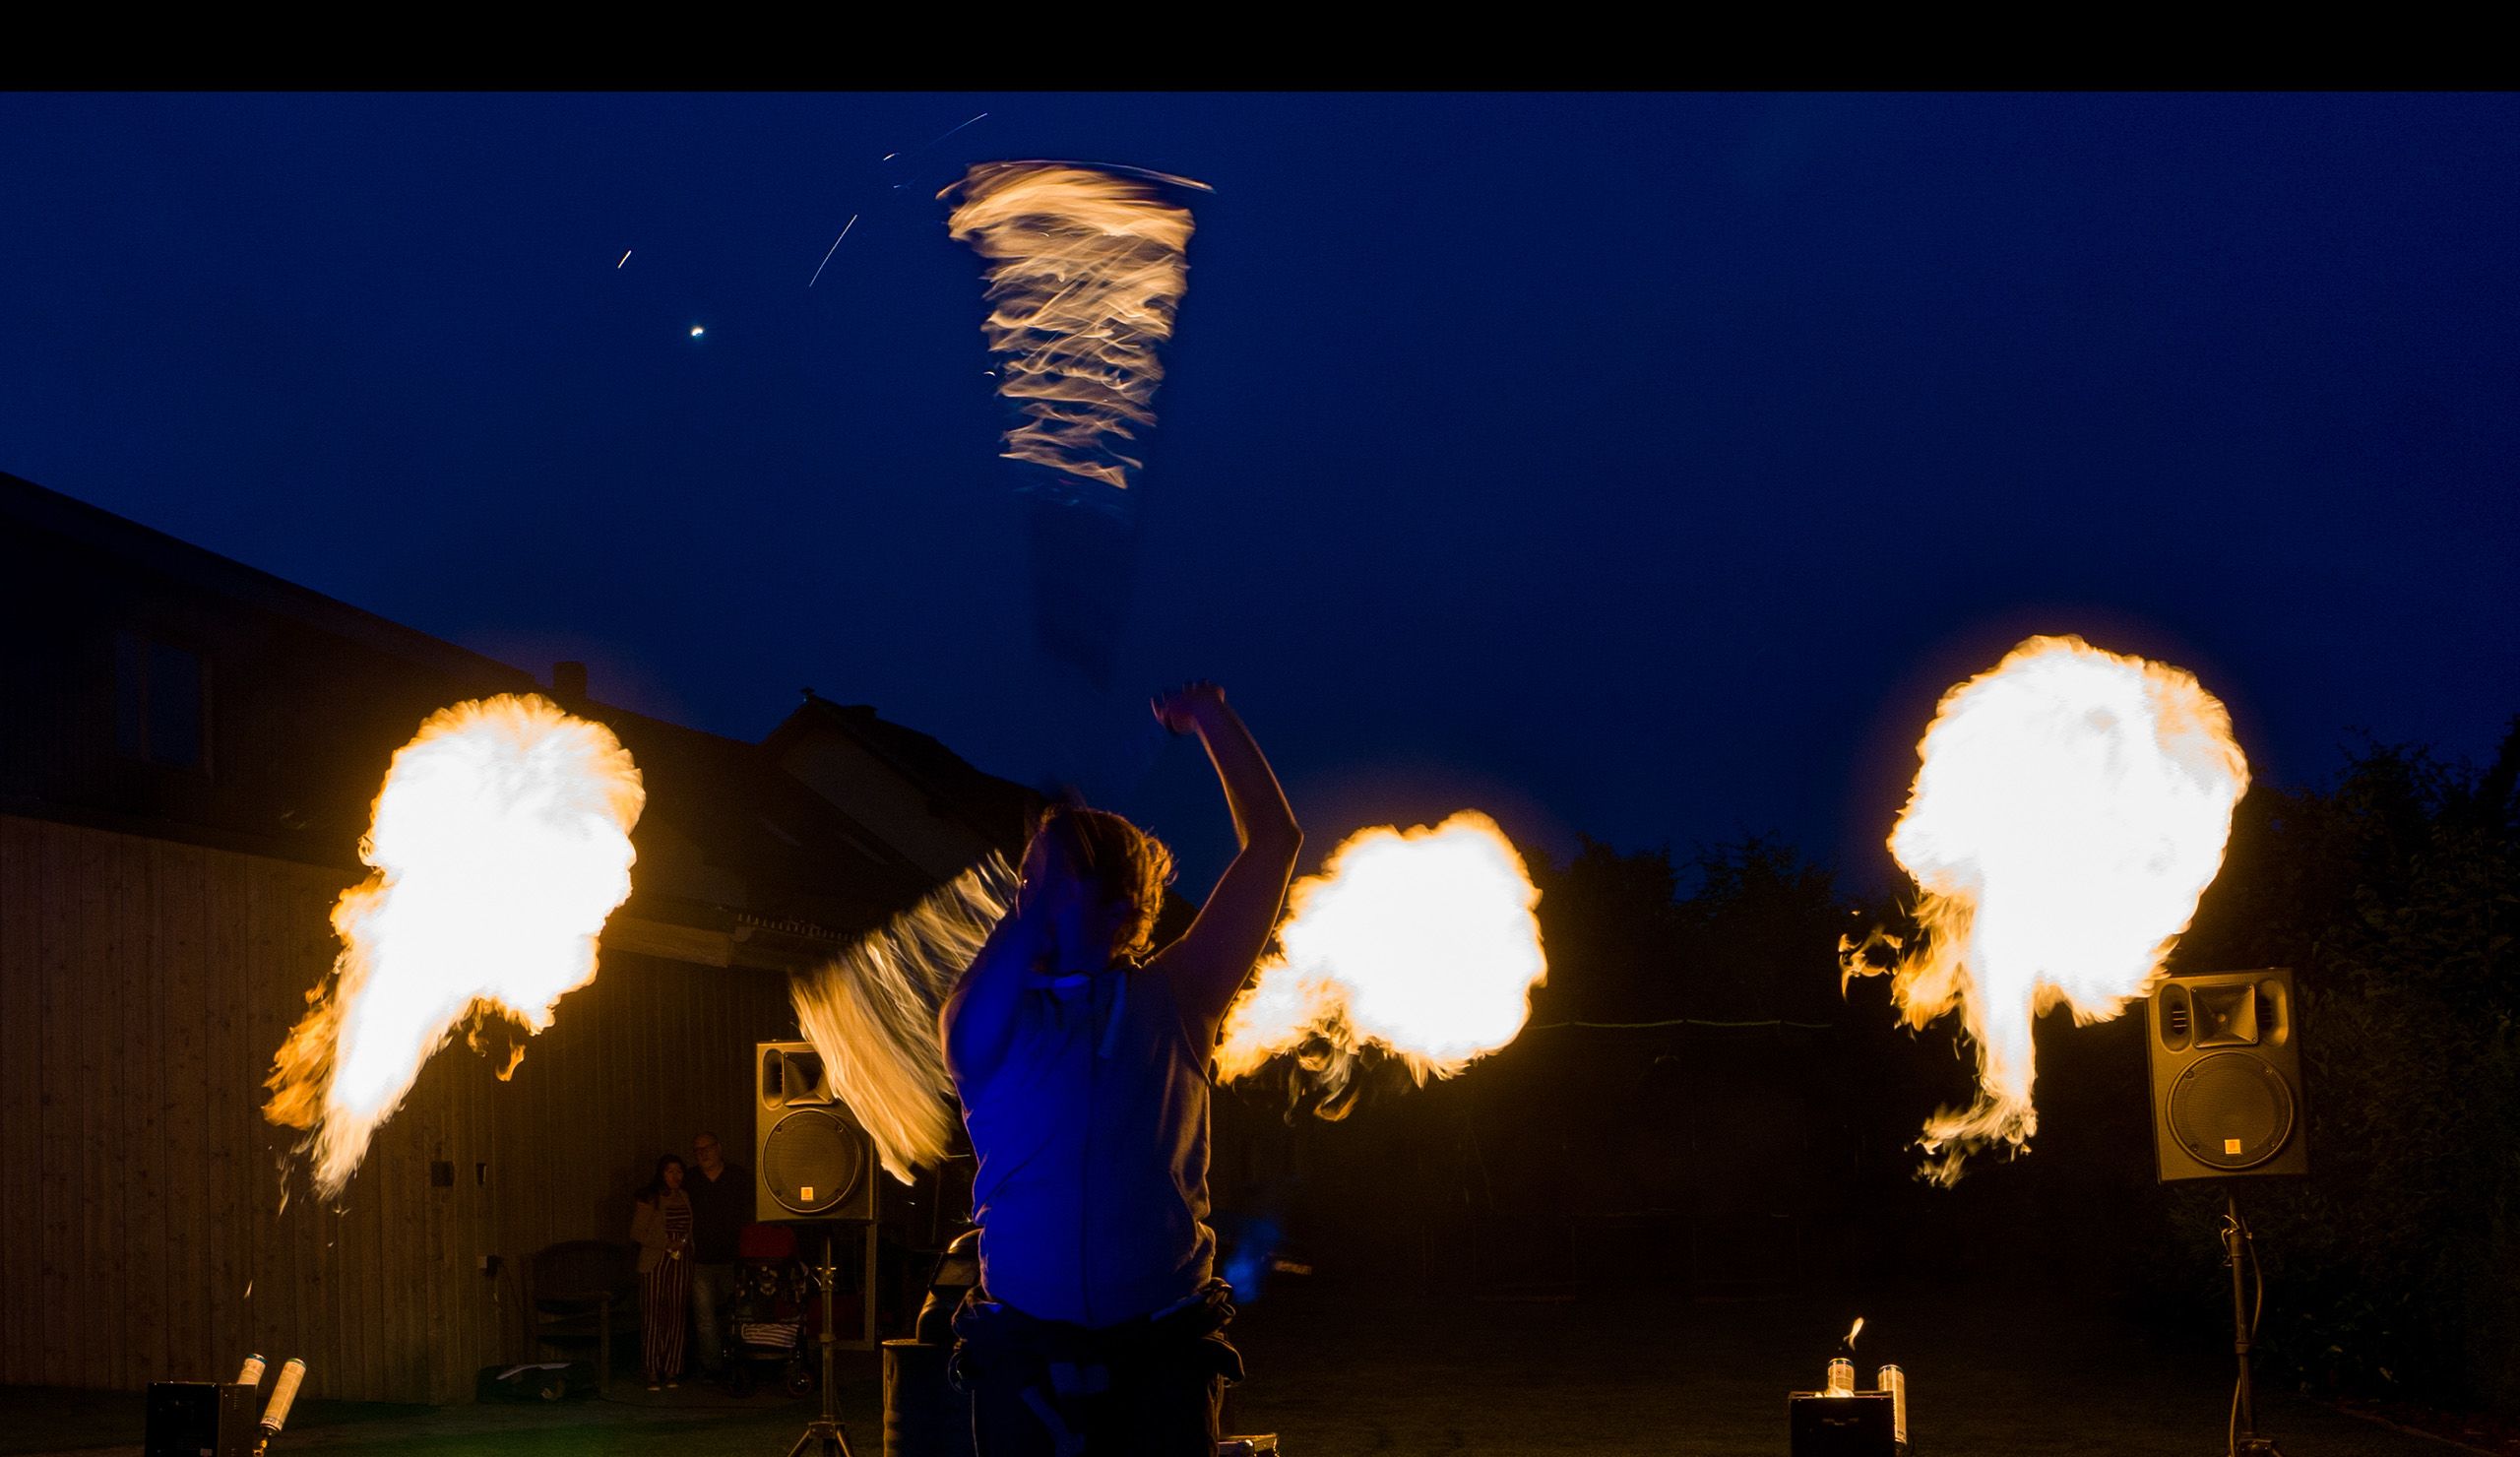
{"left": 0, "top": 812, "right": 801, "bottom": 1403}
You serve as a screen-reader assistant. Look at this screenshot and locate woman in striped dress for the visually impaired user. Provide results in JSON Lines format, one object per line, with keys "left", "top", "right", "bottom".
{"left": 630, "top": 1155, "right": 695, "bottom": 1390}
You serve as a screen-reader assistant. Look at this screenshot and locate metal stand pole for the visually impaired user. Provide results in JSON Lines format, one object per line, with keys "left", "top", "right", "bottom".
{"left": 786, "top": 1230, "right": 855, "bottom": 1457}
{"left": 2224, "top": 1190, "right": 2282, "bottom": 1457}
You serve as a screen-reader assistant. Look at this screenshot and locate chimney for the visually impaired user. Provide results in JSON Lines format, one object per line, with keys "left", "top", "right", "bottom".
{"left": 551, "top": 661, "right": 588, "bottom": 702}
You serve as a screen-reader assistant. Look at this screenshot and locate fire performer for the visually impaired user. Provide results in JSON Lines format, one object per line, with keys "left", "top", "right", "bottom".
{"left": 942, "top": 681, "right": 1301, "bottom": 1456}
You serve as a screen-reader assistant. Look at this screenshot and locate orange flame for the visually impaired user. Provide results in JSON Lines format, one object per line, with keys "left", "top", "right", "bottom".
{"left": 1219, "top": 812, "right": 1546, "bottom": 1096}
{"left": 945, "top": 162, "right": 1208, "bottom": 492}
{"left": 265, "top": 694, "right": 643, "bottom": 1196}
{"left": 1845, "top": 636, "right": 2247, "bottom": 1182}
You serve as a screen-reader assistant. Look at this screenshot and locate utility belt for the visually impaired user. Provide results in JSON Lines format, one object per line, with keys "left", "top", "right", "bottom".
{"left": 950, "top": 1278, "right": 1243, "bottom": 1401}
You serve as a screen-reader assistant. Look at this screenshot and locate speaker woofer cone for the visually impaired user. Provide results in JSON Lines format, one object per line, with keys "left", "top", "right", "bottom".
{"left": 2168, "top": 1051, "right": 2297, "bottom": 1171}
{"left": 763, "top": 1108, "right": 865, "bottom": 1215}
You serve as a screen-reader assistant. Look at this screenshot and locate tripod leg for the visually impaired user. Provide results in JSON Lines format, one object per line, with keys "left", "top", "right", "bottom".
{"left": 788, "top": 1230, "right": 856, "bottom": 1457}
{"left": 2227, "top": 1191, "right": 2255, "bottom": 1440}
{"left": 2225, "top": 1188, "right": 2282, "bottom": 1457}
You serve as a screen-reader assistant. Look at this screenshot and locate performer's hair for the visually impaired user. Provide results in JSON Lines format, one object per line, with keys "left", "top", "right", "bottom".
{"left": 1029, "top": 803, "right": 1176, "bottom": 961}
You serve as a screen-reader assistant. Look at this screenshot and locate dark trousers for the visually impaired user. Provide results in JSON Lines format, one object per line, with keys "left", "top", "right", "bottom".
{"left": 689, "top": 1262, "right": 737, "bottom": 1372}
{"left": 952, "top": 1284, "right": 1238, "bottom": 1457}
{"left": 968, "top": 1352, "right": 1219, "bottom": 1457}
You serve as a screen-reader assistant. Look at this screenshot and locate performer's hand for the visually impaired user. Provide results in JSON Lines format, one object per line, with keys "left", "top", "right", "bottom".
{"left": 1152, "top": 680, "right": 1226, "bottom": 735}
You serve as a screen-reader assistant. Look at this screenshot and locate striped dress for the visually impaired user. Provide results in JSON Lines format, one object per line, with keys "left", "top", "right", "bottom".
{"left": 641, "top": 1191, "right": 694, "bottom": 1382}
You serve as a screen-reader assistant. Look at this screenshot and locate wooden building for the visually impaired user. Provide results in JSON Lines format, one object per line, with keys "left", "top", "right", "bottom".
{"left": 0, "top": 471, "right": 1034, "bottom": 1402}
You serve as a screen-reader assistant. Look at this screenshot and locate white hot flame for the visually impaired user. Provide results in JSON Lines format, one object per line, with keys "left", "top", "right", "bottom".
{"left": 266, "top": 695, "right": 643, "bottom": 1196}
{"left": 1846, "top": 635, "right": 2248, "bottom": 1182}
{"left": 1220, "top": 811, "right": 1546, "bottom": 1093}
{"left": 945, "top": 161, "right": 1208, "bottom": 493}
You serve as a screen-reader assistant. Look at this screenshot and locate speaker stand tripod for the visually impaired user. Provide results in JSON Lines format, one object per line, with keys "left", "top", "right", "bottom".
{"left": 2222, "top": 1190, "right": 2283, "bottom": 1457}
{"left": 786, "top": 1231, "right": 856, "bottom": 1457}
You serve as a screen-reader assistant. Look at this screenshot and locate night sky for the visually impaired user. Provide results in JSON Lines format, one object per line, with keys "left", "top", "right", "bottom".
{"left": 4, "top": 93, "right": 2513, "bottom": 890}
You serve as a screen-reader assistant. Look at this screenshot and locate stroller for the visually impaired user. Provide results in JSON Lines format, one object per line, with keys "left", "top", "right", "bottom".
{"left": 718, "top": 1223, "right": 819, "bottom": 1398}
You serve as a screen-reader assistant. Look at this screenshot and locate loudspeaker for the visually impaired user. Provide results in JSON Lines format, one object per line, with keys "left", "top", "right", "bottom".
{"left": 2147, "top": 968, "right": 2309, "bottom": 1182}
{"left": 755, "top": 1042, "right": 875, "bottom": 1223}
{"left": 144, "top": 1382, "right": 257, "bottom": 1457}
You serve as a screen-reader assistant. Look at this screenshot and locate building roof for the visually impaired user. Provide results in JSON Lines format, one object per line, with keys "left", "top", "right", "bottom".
{"left": 0, "top": 470, "right": 534, "bottom": 687}
{"left": 764, "top": 691, "right": 1042, "bottom": 860}
{"left": 0, "top": 471, "right": 961, "bottom": 962}
{"left": 586, "top": 697, "right": 942, "bottom": 939}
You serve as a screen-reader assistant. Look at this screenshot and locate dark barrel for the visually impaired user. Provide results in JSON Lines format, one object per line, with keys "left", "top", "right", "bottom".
{"left": 882, "top": 1339, "right": 975, "bottom": 1457}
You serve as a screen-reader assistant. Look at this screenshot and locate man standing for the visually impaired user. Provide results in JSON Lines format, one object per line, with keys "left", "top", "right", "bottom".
{"left": 685, "top": 1130, "right": 750, "bottom": 1379}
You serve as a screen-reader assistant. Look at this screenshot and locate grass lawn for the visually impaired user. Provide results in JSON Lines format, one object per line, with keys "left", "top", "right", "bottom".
{"left": 1226, "top": 1277, "right": 2473, "bottom": 1456}
{"left": 4, "top": 1279, "right": 2482, "bottom": 1455}
{"left": 0, "top": 1368, "right": 864, "bottom": 1457}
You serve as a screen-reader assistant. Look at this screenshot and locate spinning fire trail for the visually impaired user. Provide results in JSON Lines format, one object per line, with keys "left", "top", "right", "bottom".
{"left": 945, "top": 161, "right": 1206, "bottom": 494}
{"left": 946, "top": 161, "right": 1209, "bottom": 693}
{"left": 791, "top": 853, "right": 1017, "bottom": 1182}
{"left": 1844, "top": 635, "right": 2249, "bottom": 1182}
{"left": 264, "top": 695, "right": 645, "bottom": 1197}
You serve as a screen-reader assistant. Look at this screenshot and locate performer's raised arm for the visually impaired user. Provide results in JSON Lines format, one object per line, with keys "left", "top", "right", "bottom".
{"left": 1147, "top": 681, "right": 1302, "bottom": 1037}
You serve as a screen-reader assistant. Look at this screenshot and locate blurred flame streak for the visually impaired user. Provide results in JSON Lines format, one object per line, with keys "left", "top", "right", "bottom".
{"left": 1843, "top": 636, "right": 2248, "bottom": 1183}
{"left": 264, "top": 695, "right": 644, "bottom": 1197}
{"left": 792, "top": 853, "right": 1017, "bottom": 1182}
{"left": 1219, "top": 812, "right": 1546, "bottom": 1096}
{"left": 1847, "top": 1317, "right": 1863, "bottom": 1348}
{"left": 945, "top": 162, "right": 1208, "bottom": 493}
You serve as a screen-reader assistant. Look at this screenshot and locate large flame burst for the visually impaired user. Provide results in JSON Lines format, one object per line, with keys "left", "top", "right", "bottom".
{"left": 265, "top": 694, "right": 644, "bottom": 1196}
{"left": 792, "top": 853, "right": 1016, "bottom": 1184}
{"left": 945, "top": 161, "right": 1207, "bottom": 494}
{"left": 1846, "top": 636, "right": 2248, "bottom": 1182}
{"left": 1219, "top": 812, "right": 1546, "bottom": 1105}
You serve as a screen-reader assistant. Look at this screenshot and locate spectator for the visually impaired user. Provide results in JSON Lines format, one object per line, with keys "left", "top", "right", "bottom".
{"left": 686, "top": 1130, "right": 750, "bottom": 1378}
{"left": 630, "top": 1154, "right": 694, "bottom": 1390}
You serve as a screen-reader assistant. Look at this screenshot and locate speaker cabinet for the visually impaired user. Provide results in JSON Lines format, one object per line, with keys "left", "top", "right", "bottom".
{"left": 144, "top": 1382, "right": 257, "bottom": 1457}
{"left": 2147, "top": 968, "right": 2309, "bottom": 1182}
{"left": 755, "top": 1042, "right": 875, "bottom": 1223}
{"left": 1789, "top": 1391, "right": 1897, "bottom": 1455}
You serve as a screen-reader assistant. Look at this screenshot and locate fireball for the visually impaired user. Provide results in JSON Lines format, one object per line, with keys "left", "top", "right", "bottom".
{"left": 265, "top": 694, "right": 643, "bottom": 1196}
{"left": 1220, "top": 811, "right": 1546, "bottom": 1090}
{"left": 1847, "top": 636, "right": 2247, "bottom": 1181}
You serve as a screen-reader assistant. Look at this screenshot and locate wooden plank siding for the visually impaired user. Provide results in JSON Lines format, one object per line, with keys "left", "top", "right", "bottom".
{"left": 0, "top": 814, "right": 36, "bottom": 1375}
{"left": 201, "top": 848, "right": 249, "bottom": 1384}
{"left": 157, "top": 839, "right": 208, "bottom": 1397}
{"left": 479, "top": 946, "right": 795, "bottom": 1362}
{"left": 34, "top": 822, "right": 79, "bottom": 1386}
{"left": 0, "top": 812, "right": 804, "bottom": 1402}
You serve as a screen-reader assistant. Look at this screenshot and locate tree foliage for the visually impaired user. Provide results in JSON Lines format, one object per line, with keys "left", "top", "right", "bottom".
{"left": 2171, "top": 722, "right": 2520, "bottom": 1411}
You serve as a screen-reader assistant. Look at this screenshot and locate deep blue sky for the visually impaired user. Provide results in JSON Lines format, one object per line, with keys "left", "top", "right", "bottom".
{"left": 4, "top": 93, "right": 2513, "bottom": 890}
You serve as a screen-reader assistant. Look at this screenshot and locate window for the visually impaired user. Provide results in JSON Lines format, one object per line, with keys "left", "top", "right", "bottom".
{"left": 114, "top": 630, "right": 210, "bottom": 771}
